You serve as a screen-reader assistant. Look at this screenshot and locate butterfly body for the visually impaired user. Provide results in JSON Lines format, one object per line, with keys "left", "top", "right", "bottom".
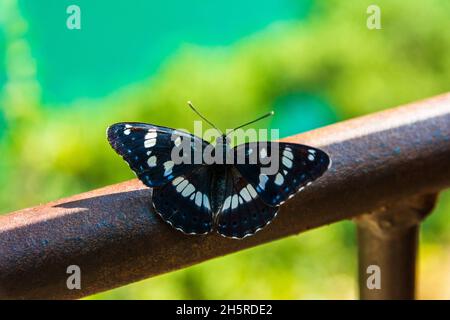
{"left": 208, "top": 164, "right": 230, "bottom": 214}
{"left": 107, "top": 122, "right": 331, "bottom": 239}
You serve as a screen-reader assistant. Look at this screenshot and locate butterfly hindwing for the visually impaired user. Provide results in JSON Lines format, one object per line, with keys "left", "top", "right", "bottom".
{"left": 152, "top": 167, "right": 214, "bottom": 235}
{"left": 216, "top": 167, "right": 278, "bottom": 239}
{"left": 233, "top": 142, "right": 330, "bottom": 206}
{"left": 107, "top": 122, "right": 210, "bottom": 187}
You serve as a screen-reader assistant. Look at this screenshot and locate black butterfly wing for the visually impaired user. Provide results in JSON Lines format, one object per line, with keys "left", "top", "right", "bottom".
{"left": 107, "top": 122, "right": 210, "bottom": 187}
{"left": 153, "top": 166, "right": 214, "bottom": 235}
{"left": 233, "top": 142, "right": 331, "bottom": 206}
{"left": 216, "top": 167, "right": 278, "bottom": 239}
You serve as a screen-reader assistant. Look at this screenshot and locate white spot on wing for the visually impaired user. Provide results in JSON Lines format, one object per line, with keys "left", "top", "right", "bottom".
{"left": 247, "top": 184, "right": 257, "bottom": 198}
{"left": 275, "top": 173, "right": 284, "bottom": 186}
{"left": 283, "top": 149, "right": 294, "bottom": 160}
{"left": 240, "top": 188, "right": 251, "bottom": 202}
{"left": 203, "top": 194, "right": 210, "bottom": 210}
{"left": 144, "top": 139, "right": 156, "bottom": 148}
{"left": 231, "top": 195, "right": 239, "bottom": 209}
{"left": 174, "top": 136, "right": 182, "bottom": 147}
{"left": 223, "top": 196, "right": 231, "bottom": 211}
{"left": 163, "top": 160, "right": 174, "bottom": 176}
{"left": 172, "top": 176, "right": 183, "bottom": 186}
{"left": 147, "top": 156, "right": 157, "bottom": 167}
{"left": 123, "top": 125, "right": 131, "bottom": 135}
{"left": 145, "top": 130, "right": 157, "bottom": 139}
{"left": 282, "top": 157, "right": 293, "bottom": 168}
{"left": 176, "top": 179, "right": 188, "bottom": 192}
{"left": 195, "top": 191, "right": 203, "bottom": 207}
{"left": 258, "top": 174, "right": 269, "bottom": 190}
{"left": 182, "top": 183, "right": 195, "bottom": 197}
{"left": 308, "top": 154, "right": 315, "bottom": 161}
{"left": 143, "top": 129, "right": 157, "bottom": 148}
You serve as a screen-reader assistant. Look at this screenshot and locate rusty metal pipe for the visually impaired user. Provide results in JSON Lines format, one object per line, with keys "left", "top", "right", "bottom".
{"left": 0, "top": 93, "right": 449, "bottom": 299}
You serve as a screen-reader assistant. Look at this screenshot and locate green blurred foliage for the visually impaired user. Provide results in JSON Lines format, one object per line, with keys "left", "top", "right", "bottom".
{"left": 0, "top": 0, "right": 449, "bottom": 299}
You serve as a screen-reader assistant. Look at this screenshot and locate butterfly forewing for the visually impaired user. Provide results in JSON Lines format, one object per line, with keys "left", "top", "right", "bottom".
{"left": 233, "top": 142, "right": 330, "bottom": 206}
{"left": 153, "top": 167, "right": 214, "bottom": 235}
{"left": 107, "top": 122, "right": 209, "bottom": 187}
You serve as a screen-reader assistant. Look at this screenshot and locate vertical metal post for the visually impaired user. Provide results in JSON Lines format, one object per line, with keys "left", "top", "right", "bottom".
{"left": 355, "top": 194, "right": 437, "bottom": 300}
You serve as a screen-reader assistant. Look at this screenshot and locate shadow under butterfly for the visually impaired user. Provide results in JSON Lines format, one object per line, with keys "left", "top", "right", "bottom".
{"left": 107, "top": 102, "right": 331, "bottom": 239}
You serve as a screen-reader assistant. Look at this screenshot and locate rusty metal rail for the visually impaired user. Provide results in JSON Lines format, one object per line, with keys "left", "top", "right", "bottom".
{"left": 0, "top": 93, "right": 449, "bottom": 299}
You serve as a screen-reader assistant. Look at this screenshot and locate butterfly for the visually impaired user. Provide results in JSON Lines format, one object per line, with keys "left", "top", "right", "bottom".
{"left": 107, "top": 102, "right": 331, "bottom": 239}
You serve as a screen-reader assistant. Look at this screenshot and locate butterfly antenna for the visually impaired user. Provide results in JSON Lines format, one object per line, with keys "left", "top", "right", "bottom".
{"left": 188, "top": 101, "right": 222, "bottom": 134}
{"left": 226, "top": 110, "right": 275, "bottom": 137}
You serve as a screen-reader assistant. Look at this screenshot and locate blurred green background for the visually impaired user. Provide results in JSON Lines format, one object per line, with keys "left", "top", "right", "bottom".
{"left": 0, "top": 0, "right": 449, "bottom": 299}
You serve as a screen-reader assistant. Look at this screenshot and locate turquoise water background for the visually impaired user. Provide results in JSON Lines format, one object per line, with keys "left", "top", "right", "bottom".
{"left": 18, "top": 0, "right": 310, "bottom": 104}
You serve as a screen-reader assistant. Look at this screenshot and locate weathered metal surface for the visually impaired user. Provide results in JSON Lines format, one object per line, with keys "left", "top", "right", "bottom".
{"left": 0, "top": 93, "right": 449, "bottom": 299}
{"left": 355, "top": 193, "right": 437, "bottom": 300}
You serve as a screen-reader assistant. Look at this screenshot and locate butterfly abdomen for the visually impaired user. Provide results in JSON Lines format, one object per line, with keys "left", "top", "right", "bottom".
{"left": 208, "top": 165, "right": 229, "bottom": 216}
